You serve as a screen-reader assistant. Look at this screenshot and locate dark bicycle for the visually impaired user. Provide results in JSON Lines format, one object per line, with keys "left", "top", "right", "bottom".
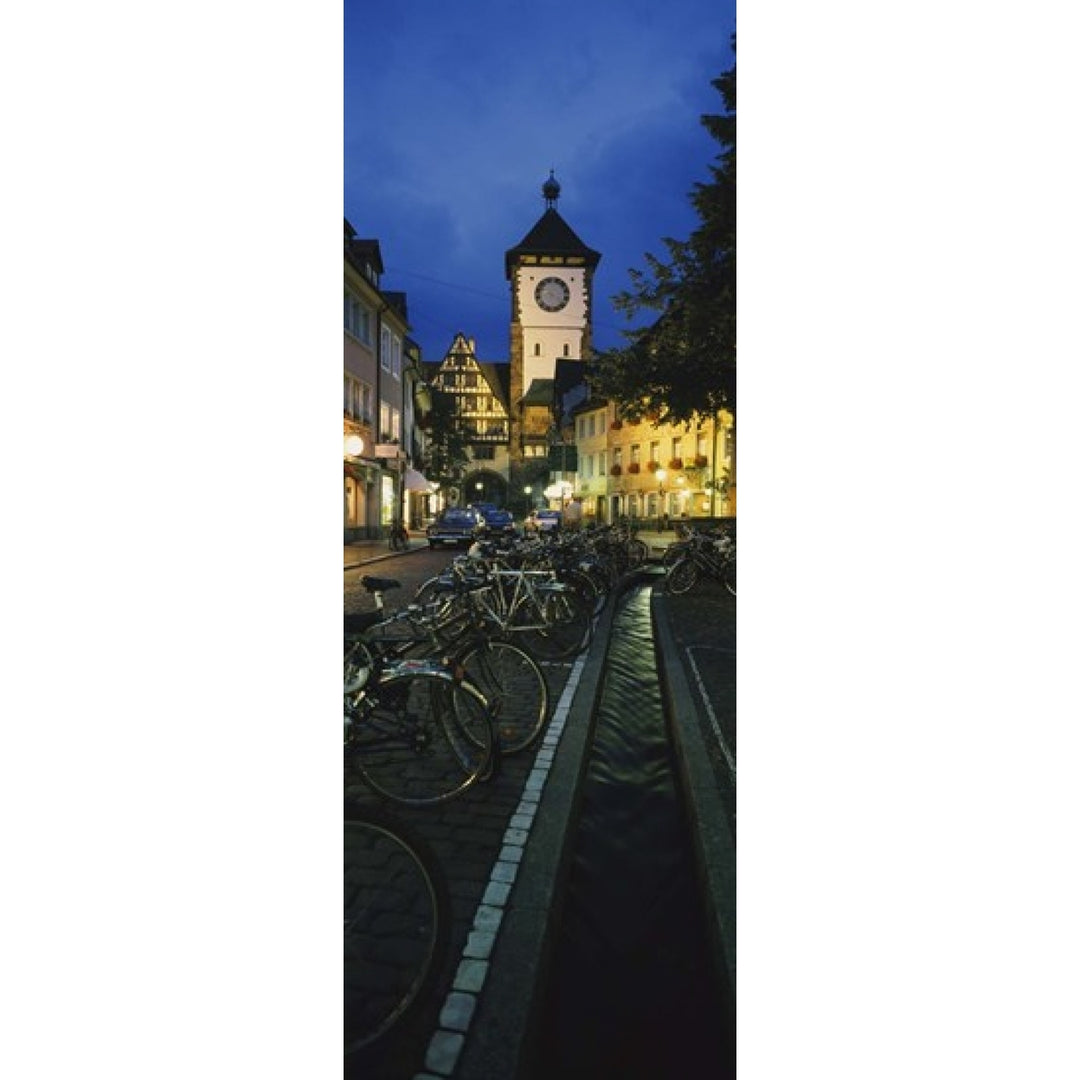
{"left": 387, "top": 519, "right": 410, "bottom": 552}
{"left": 344, "top": 799, "right": 451, "bottom": 1059}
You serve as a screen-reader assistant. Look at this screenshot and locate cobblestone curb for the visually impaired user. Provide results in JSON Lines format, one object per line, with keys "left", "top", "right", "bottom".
{"left": 446, "top": 580, "right": 630, "bottom": 1080}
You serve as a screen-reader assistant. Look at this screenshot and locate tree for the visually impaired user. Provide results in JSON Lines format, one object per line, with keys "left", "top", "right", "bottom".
{"left": 587, "top": 38, "right": 735, "bottom": 427}
{"left": 419, "top": 388, "right": 470, "bottom": 495}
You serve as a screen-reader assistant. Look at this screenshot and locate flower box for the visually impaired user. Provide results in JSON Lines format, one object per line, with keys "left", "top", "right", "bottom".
{"left": 692, "top": 454, "right": 708, "bottom": 468}
{"left": 646, "top": 460, "right": 660, "bottom": 473}
{"left": 610, "top": 463, "right": 623, "bottom": 476}
{"left": 628, "top": 462, "right": 641, "bottom": 475}
{"left": 668, "top": 458, "right": 684, "bottom": 470}
{"left": 610, "top": 419, "right": 623, "bottom": 430}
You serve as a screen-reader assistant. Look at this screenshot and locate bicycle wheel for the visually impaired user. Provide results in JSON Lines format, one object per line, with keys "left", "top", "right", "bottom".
{"left": 722, "top": 556, "right": 736, "bottom": 597}
{"left": 344, "top": 801, "right": 451, "bottom": 1058}
{"left": 521, "top": 588, "right": 593, "bottom": 660}
{"left": 560, "top": 568, "right": 605, "bottom": 618}
{"left": 347, "top": 667, "right": 496, "bottom": 806}
{"left": 626, "top": 537, "right": 650, "bottom": 567}
{"left": 662, "top": 541, "right": 690, "bottom": 570}
{"left": 666, "top": 556, "right": 699, "bottom": 595}
{"left": 455, "top": 638, "right": 549, "bottom": 754}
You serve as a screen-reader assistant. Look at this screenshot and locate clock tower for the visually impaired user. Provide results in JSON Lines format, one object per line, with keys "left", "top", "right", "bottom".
{"left": 506, "top": 171, "right": 601, "bottom": 468}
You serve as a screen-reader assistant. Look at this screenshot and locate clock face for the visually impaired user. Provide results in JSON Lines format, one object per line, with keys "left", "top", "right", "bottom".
{"left": 535, "top": 276, "right": 570, "bottom": 313}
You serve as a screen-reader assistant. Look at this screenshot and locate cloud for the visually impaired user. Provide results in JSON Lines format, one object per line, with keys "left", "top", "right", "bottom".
{"left": 344, "top": 0, "right": 734, "bottom": 360}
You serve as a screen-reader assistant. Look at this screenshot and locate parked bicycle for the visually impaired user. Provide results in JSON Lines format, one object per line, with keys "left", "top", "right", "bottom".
{"left": 344, "top": 613, "right": 498, "bottom": 806}
{"left": 415, "top": 552, "right": 593, "bottom": 661}
{"left": 386, "top": 519, "right": 410, "bottom": 552}
{"left": 665, "top": 531, "right": 736, "bottom": 597}
{"left": 344, "top": 799, "right": 451, "bottom": 1059}
{"left": 348, "top": 574, "right": 550, "bottom": 754}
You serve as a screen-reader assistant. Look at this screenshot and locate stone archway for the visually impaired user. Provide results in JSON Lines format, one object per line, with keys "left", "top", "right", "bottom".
{"left": 465, "top": 469, "right": 509, "bottom": 508}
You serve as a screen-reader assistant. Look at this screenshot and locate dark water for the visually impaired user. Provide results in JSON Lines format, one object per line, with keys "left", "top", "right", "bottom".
{"left": 533, "top": 586, "right": 734, "bottom": 1079}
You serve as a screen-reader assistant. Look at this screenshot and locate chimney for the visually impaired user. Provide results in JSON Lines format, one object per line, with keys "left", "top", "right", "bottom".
{"left": 469, "top": 338, "right": 476, "bottom": 353}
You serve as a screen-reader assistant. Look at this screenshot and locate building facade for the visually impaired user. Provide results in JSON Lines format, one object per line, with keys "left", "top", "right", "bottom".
{"left": 350, "top": 173, "right": 736, "bottom": 532}
{"left": 424, "top": 333, "right": 512, "bottom": 510}
{"left": 344, "top": 219, "right": 430, "bottom": 541}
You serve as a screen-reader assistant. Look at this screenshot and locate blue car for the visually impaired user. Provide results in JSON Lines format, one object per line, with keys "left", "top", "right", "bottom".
{"left": 426, "top": 507, "right": 486, "bottom": 548}
{"left": 470, "top": 502, "right": 515, "bottom": 537}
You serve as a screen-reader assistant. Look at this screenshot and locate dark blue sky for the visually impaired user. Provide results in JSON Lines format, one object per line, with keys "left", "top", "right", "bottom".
{"left": 345, "top": 0, "right": 735, "bottom": 364}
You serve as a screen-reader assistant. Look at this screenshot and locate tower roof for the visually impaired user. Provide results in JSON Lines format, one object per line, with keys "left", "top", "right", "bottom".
{"left": 505, "top": 209, "right": 601, "bottom": 277}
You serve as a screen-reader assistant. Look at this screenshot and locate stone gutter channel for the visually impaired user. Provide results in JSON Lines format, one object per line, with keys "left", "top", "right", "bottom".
{"left": 414, "top": 569, "right": 736, "bottom": 1080}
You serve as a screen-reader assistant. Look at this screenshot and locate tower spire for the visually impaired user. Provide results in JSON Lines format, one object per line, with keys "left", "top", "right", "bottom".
{"left": 542, "top": 168, "right": 561, "bottom": 209}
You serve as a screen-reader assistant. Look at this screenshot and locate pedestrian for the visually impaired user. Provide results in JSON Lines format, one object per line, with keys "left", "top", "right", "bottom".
{"left": 563, "top": 497, "right": 583, "bottom": 532}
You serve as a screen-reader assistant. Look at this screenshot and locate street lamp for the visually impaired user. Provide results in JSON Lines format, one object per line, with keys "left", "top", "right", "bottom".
{"left": 344, "top": 433, "right": 364, "bottom": 458}
{"left": 656, "top": 468, "right": 668, "bottom": 529}
{"left": 523, "top": 485, "right": 532, "bottom": 513}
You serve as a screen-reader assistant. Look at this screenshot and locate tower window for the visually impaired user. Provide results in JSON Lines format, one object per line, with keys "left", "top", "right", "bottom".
{"left": 563, "top": 344, "right": 569, "bottom": 357}
{"left": 534, "top": 344, "right": 541, "bottom": 356}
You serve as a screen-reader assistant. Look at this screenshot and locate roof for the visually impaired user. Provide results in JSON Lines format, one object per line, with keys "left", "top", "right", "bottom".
{"left": 505, "top": 208, "right": 601, "bottom": 276}
{"left": 383, "top": 290, "right": 408, "bottom": 320}
{"left": 520, "top": 378, "right": 555, "bottom": 406}
{"left": 478, "top": 362, "right": 511, "bottom": 411}
{"left": 345, "top": 236, "right": 384, "bottom": 276}
{"left": 554, "top": 358, "right": 586, "bottom": 397}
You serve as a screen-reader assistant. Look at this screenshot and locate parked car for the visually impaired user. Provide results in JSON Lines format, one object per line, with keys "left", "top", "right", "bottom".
{"left": 469, "top": 502, "right": 516, "bottom": 536}
{"left": 427, "top": 507, "right": 486, "bottom": 548}
{"left": 526, "top": 509, "right": 562, "bottom": 534}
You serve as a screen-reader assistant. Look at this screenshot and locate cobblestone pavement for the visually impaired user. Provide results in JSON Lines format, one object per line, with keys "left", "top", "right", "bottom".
{"left": 346, "top": 658, "right": 579, "bottom": 1080}
{"left": 658, "top": 578, "right": 736, "bottom": 835}
{"left": 344, "top": 538, "right": 735, "bottom": 1080}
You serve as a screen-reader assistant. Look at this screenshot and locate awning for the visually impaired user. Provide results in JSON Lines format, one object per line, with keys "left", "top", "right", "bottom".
{"left": 403, "top": 467, "right": 435, "bottom": 492}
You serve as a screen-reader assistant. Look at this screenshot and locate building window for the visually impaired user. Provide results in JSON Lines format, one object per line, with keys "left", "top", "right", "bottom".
{"left": 563, "top": 344, "right": 570, "bottom": 357}
{"left": 697, "top": 433, "right": 708, "bottom": 458}
{"left": 391, "top": 337, "right": 401, "bottom": 378}
{"left": 599, "top": 451, "right": 607, "bottom": 476}
{"left": 344, "top": 294, "right": 372, "bottom": 344}
{"left": 630, "top": 444, "right": 640, "bottom": 465}
{"left": 344, "top": 375, "right": 373, "bottom": 421}
{"left": 613, "top": 447, "right": 622, "bottom": 467}
{"left": 649, "top": 441, "right": 660, "bottom": 463}
{"left": 534, "top": 344, "right": 541, "bottom": 356}
{"left": 381, "top": 328, "right": 391, "bottom": 370}
{"left": 672, "top": 437, "right": 682, "bottom": 461}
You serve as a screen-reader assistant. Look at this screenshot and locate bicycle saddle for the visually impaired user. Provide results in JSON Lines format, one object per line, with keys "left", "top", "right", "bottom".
{"left": 361, "top": 576, "right": 401, "bottom": 593}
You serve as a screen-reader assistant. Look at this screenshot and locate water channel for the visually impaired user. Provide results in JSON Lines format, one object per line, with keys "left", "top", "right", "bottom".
{"left": 533, "top": 584, "right": 734, "bottom": 1078}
